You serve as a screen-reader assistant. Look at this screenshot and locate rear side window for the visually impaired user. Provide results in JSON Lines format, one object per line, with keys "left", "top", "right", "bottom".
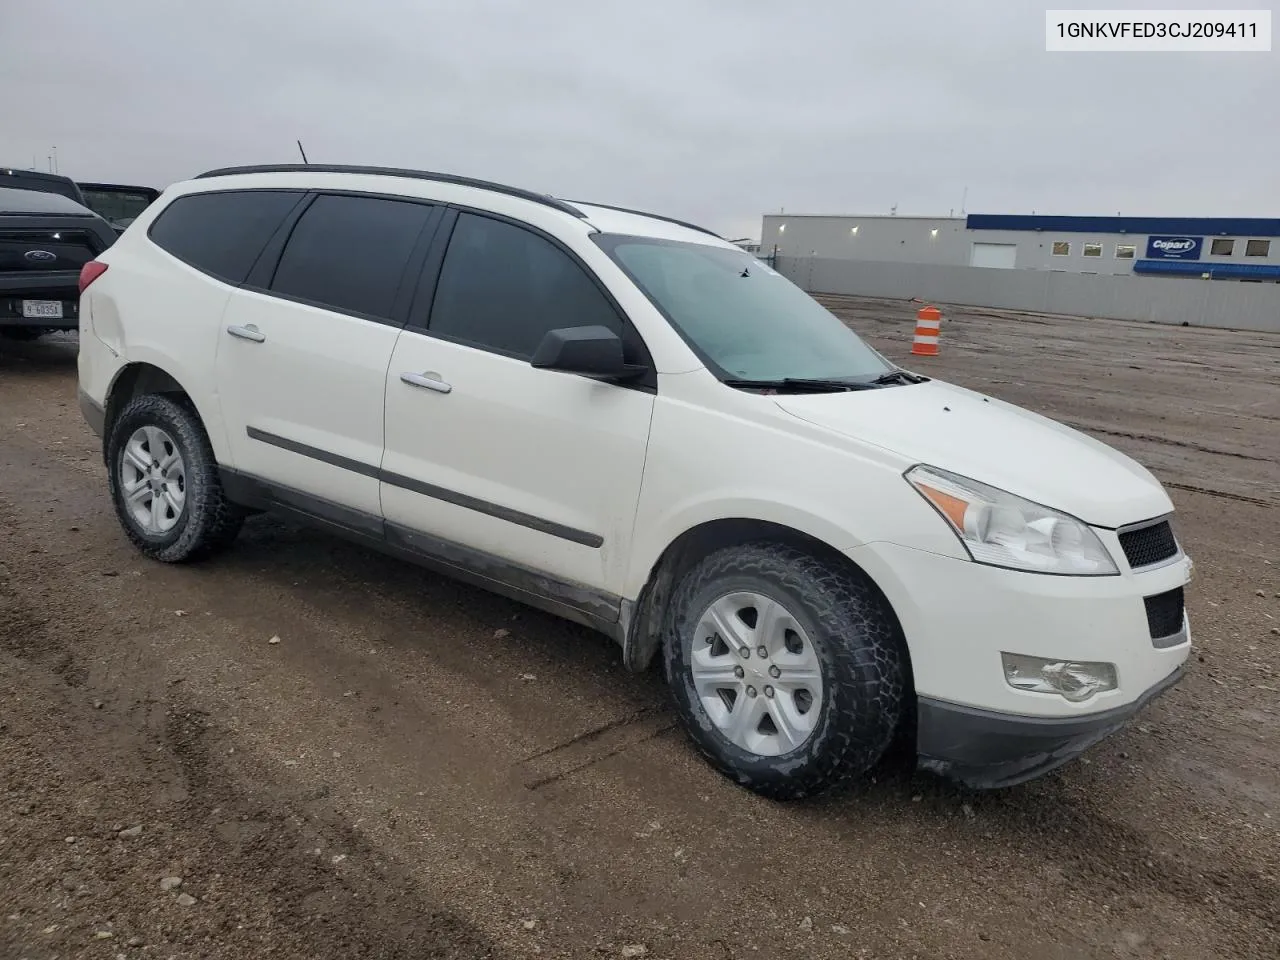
{"left": 148, "top": 190, "right": 301, "bottom": 284}
{"left": 429, "top": 212, "right": 622, "bottom": 357}
{"left": 269, "top": 194, "right": 434, "bottom": 320}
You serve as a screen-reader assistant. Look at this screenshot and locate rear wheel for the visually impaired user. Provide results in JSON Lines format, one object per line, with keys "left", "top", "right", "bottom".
{"left": 663, "top": 542, "right": 906, "bottom": 800}
{"left": 105, "top": 393, "right": 244, "bottom": 562}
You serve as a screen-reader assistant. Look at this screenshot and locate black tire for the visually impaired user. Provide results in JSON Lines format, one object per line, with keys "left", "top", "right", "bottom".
{"left": 0, "top": 327, "right": 44, "bottom": 341}
{"left": 663, "top": 542, "right": 907, "bottom": 800}
{"left": 105, "top": 393, "right": 244, "bottom": 562}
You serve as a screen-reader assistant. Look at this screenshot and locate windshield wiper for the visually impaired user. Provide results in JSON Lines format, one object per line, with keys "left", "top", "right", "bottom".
{"left": 870, "top": 369, "right": 927, "bottom": 386}
{"left": 722, "top": 377, "right": 879, "bottom": 393}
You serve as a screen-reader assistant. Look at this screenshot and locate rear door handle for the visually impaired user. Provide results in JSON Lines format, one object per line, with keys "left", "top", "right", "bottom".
{"left": 400, "top": 371, "right": 452, "bottom": 394}
{"left": 227, "top": 323, "right": 266, "bottom": 343}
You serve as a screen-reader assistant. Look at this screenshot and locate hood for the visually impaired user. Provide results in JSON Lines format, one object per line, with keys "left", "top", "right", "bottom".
{"left": 774, "top": 379, "right": 1172, "bottom": 529}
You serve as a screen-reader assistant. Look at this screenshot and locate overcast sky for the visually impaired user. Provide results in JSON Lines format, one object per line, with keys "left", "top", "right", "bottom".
{"left": 1, "top": 0, "right": 1275, "bottom": 240}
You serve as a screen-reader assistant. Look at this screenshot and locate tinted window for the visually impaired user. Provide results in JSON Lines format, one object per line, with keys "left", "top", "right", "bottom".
{"left": 429, "top": 213, "right": 622, "bottom": 357}
{"left": 81, "top": 187, "right": 155, "bottom": 225}
{"left": 149, "top": 190, "right": 301, "bottom": 284}
{"left": 270, "top": 194, "right": 434, "bottom": 320}
{"left": 0, "top": 172, "right": 82, "bottom": 203}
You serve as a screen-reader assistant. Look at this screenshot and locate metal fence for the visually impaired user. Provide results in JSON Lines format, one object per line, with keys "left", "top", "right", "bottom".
{"left": 774, "top": 256, "right": 1280, "bottom": 334}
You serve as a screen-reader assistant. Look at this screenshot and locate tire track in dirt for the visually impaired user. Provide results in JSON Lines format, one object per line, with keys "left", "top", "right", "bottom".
{"left": 0, "top": 493, "right": 505, "bottom": 960}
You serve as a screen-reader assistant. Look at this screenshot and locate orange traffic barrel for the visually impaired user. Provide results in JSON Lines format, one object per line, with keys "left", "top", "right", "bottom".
{"left": 911, "top": 306, "right": 942, "bottom": 356}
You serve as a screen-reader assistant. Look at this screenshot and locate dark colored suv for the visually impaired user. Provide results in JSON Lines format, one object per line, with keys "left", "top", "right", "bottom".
{"left": 0, "top": 186, "right": 118, "bottom": 340}
{"left": 1, "top": 168, "right": 161, "bottom": 234}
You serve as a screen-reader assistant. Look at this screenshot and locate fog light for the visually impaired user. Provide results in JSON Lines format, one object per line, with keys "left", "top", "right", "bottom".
{"left": 1002, "top": 653, "right": 1117, "bottom": 703}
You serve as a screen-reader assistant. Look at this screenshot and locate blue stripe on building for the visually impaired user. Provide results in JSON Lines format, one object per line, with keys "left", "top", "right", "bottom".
{"left": 1133, "top": 259, "right": 1280, "bottom": 279}
{"left": 966, "top": 214, "right": 1280, "bottom": 238}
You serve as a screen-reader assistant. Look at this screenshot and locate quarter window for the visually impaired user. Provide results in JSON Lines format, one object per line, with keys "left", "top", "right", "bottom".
{"left": 148, "top": 190, "right": 303, "bottom": 284}
{"left": 429, "top": 212, "right": 623, "bottom": 357}
{"left": 1051, "top": 241, "right": 1070, "bottom": 256}
{"left": 270, "top": 194, "right": 434, "bottom": 320}
{"left": 1211, "top": 238, "right": 1235, "bottom": 256}
{"left": 1246, "top": 239, "right": 1271, "bottom": 257}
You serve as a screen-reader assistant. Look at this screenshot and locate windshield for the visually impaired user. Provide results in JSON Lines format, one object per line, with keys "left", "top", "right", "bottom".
{"left": 597, "top": 235, "right": 894, "bottom": 384}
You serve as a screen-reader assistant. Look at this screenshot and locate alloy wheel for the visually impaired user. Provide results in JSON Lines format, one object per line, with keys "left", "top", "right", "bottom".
{"left": 690, "top": 591, "right": 825, "bottom": 757}
{"left": 119, "top": 425, "right": 187, "bottom": 535}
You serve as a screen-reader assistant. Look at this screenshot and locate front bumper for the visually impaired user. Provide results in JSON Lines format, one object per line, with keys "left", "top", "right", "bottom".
{"left": 916, "top": 663, "right": 1185, "bottom": 788}
{"left": 846, "top": 540, "right": 1192, "bottom": 718}
{"left": 844, "top": 537, "right": 1193, "bottom": 785}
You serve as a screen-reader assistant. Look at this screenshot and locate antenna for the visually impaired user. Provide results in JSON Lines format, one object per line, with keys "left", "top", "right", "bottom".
{"left": 296, "top": 140, "right": 310, "bottom": 164}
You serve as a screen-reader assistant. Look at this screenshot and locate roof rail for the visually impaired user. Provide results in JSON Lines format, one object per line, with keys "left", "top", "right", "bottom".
{"left": 194, "top": 163, "right": 588, "bottom": 220}
{"left": 566, "top": 199, "right": 724, "bottom": 239}
{"left": 2, "top": 167, "right": 76, "bottom": 183}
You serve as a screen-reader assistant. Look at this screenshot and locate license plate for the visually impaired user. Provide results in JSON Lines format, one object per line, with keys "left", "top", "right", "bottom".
{"left": 21, "top": 300, "right": 63, "bottom": 319}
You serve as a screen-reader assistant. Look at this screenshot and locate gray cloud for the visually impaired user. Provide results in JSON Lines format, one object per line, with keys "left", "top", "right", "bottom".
{"left": 2, "top": 0, "right": 1274, "bottom": 241}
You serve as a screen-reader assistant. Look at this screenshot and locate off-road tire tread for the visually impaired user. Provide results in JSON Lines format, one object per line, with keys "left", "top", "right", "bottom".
{"left": 663, "top": 541, "right": 906, "bottom": 801}
{"left": 106, "top": 393, "right": 243, "bottom": 563}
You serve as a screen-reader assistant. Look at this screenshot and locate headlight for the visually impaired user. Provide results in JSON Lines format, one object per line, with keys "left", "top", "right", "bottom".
{"left": 905, "top": 464, "right": 1119, "bottom": 576}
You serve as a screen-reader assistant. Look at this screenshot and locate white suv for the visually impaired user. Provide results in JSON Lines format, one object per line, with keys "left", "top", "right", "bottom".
{"left": 76, "top": 164, "right": 1193, "bottom": 799}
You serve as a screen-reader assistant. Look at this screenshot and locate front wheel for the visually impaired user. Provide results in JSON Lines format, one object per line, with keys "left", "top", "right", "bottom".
{"left": 105, "top": 393, "right": 244, "bottom": 562}
{"left": 663, "top": 542, "right": 907, "bottom": 800}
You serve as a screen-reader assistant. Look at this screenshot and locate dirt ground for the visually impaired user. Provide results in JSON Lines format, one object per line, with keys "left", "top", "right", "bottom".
{"left": 1, "top": 298, "right": 1277, "bottom": 960}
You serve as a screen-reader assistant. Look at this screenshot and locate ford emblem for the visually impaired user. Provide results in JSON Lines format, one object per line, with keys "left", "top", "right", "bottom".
{"left": 24, "top": 249, "right": 57, "bottom": 263}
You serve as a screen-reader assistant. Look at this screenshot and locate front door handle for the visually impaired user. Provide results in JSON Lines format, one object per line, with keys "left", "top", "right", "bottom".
{"left": 400, "top": 371, "right": 452, "bottom": 394}
{"left": 227, "top": 323, "right": 266, "bottom": 343}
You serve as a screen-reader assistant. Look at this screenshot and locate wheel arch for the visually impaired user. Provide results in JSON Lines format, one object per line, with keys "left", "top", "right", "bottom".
{"left": 102, "top": 361, "right": 220, "bottom": 463}
{"left": 621, "top": 517, "right": 912, "bottom": 681}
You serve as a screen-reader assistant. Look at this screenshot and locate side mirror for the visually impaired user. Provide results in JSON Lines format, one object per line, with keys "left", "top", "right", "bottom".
{"left": 530, "top": 325, "right": 647, "bottom": 381}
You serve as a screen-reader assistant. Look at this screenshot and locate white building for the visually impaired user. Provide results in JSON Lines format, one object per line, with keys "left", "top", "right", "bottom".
{"left": 760, "top": 213, "right": 1280, "bottom": 282}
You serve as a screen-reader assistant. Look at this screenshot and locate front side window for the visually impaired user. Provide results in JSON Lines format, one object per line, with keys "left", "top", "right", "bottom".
{"left": 270, "top": 194, "right": 435, "bottom": 320}
{"left": 149, "top": 190, "right": 303, "bottom": 284}
{"left": 1211, "top": 238, "right": 1235, "bottom": 256}
{"left": 1052, "top": 241, "right": 1070, "bottom": 256}
{"left": 429, "top": 212, "right": 623, "bottom": 357}
{"left": 1246, "top": 239, "right": 1271, "bottom": 257}
{"left": 597, "top": 235, "right": 895, "bottom": 384}
{"left": 1082, "top": 243, "right": 1103, "bottom": 257}
{"left": 1115, "top": 244, "right": 1136, "bottom": 259}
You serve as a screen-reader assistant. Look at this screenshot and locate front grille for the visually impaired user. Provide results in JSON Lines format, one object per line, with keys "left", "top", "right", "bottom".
{"left": 1144, "top": 587, "right": 1185, "bottom": 645}
{"left": 1118, "top": 519, "right": 1179, "bottom": 569}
